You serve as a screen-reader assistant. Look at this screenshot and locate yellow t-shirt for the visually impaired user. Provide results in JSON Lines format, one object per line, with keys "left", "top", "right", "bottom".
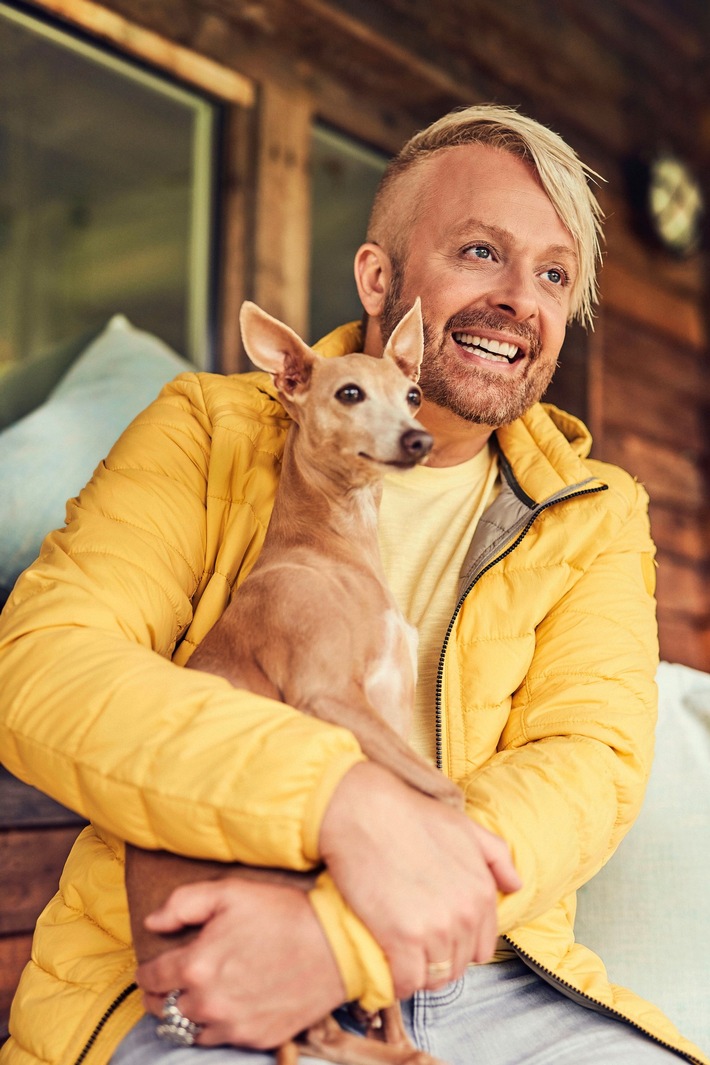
{"left": 377, "top": 444, "right": 499, "bottom": 765}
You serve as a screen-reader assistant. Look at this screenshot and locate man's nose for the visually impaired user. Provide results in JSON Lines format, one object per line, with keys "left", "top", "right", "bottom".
{"left": 485, "top": 265, "right": 538, "bottom": 321}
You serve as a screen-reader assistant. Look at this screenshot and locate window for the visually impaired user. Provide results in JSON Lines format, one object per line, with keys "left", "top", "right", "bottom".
{"left": 0, "top": 2, "right": 219, "bottom": 369}
{"left": 309, "top": 122, "right": 388, "bottom": 344}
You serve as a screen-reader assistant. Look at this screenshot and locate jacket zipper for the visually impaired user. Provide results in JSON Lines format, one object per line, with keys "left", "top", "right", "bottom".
{"left": 433, "top": 483, "right": 704, "bottom": 1064}
{"left": 434, "top": 483, "right": 606, "bottom": 767}
{"left": 503, "top": 937, "right": 704, "bottom": 1064}
{"left": 72, "top": 982, "right": 139, "bottom": 1065}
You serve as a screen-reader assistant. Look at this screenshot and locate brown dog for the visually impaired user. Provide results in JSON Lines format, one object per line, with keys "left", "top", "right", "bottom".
{"left": 126, "top": 299, "right": 463, "bottom": 1063}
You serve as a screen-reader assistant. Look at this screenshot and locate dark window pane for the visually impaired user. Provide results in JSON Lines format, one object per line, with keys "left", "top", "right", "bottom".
{"left": 309, "top": 123, "right": 387, "bottom": 344}
{"left": 0, "top": 3, "right": 217, "bottom": 368}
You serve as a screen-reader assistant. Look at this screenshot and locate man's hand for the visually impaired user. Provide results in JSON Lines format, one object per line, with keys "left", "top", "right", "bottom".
{"left": 319, "top": 761, "right": 521, "bottom": 998}
{"left": 137, "top": 878, "right": 346, "bottom": 1048}
{"left": 136, "top": 760, "right": 520, "bottom": 1046}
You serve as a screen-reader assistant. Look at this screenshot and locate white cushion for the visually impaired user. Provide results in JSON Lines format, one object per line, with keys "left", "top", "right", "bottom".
{"left": 575, "top": 660, "right": 710, "bottom": 1054}
{"left": 0, "top": 315, "right": 190, "bottom": 593}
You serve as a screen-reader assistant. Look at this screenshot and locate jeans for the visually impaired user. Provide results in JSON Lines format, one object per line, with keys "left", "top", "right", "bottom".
{"left": 110, "top": 958, "right": 681, "bottom": 1064}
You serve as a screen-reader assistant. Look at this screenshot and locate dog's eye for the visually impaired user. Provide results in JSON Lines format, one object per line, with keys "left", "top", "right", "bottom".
{"left": 335, "top": 384, "right": 366, "bottom": 404}
{"left": 407, "top": 388, "right": 422, "bottom": 408}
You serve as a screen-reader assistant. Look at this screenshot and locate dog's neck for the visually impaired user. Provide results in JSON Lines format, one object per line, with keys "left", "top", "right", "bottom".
{"left": 263, "top": 425, "right": 383, "bottom": 565}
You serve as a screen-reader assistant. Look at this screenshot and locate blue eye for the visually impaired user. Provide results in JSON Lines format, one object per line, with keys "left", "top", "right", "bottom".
{"left": 544, "top": 268, "right": 567, "bottom": 285}
{"left": 466, "top": 244, "right": 492, "bottom": 260}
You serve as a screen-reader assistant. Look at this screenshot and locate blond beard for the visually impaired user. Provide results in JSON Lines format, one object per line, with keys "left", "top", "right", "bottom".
{"left": 380, "top": 280, "right": 555, "bottom": 427}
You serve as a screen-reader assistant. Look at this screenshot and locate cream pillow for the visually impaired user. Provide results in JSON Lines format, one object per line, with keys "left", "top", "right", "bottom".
{"left": 575, "top": 661, "right": 710, "bottom": 1054}
{"left": 0, "top": 315, "right": 190, "bottom": 595}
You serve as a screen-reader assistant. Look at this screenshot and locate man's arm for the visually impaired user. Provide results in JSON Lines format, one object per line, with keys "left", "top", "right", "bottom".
{"left": 0, "top": 374, "right": 364, "bottom": 869}
{"left": 135, "top": 761, "right": 521, "bottom": 1049}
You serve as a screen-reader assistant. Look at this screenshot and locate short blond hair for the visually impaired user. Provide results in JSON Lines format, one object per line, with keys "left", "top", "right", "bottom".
{"left": 368, "top": 104, "right": 604, "bottom": 329}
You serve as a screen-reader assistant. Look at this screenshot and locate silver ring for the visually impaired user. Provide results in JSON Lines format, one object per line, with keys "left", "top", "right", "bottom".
{"left": 156, "top": 989, "right": 204, "bottom": 1047}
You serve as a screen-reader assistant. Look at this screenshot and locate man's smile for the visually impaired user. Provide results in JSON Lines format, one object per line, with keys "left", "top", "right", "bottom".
{"left": 452, "top": 330, "right": 525, "bottom": 366}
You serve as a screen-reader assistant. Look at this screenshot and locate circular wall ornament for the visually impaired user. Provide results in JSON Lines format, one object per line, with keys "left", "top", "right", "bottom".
{"left": 647, "top": 154, "right": 704, "bottom": 256}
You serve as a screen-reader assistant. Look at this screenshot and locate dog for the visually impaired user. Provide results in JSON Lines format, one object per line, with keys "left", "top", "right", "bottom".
{"left": 126, "top": 298, "right": 463, "bottom": 1064}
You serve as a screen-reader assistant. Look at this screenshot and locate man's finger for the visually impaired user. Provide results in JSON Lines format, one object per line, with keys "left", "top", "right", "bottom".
{"left": 144, "top": 880, "right": 223, "bottom": 933}
{"left": 470, "top": 823, "right": 522, "bottom": 894}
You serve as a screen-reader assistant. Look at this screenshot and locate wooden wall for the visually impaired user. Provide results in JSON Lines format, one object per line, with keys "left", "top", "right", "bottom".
{"left": 1, "top": 0, "right": 708, "bottom": 1039}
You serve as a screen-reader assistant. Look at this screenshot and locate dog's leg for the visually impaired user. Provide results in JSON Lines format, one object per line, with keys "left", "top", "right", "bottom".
{"left": 277, "top": 1041, "right": 301, "bottom": 1065}
{"left": 380, "top": 1005, "right": 410, "bottom": 1048}
{"left": 300, "top": 1016, "right": 447, "bottom": 1065}
{"left": 299, "top": 695, "right": 462, "bottom": 810}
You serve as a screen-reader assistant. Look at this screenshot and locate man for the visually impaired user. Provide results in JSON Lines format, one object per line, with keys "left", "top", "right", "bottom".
{"left": 0, "top": 105, "right": 705, "bottom": 1065}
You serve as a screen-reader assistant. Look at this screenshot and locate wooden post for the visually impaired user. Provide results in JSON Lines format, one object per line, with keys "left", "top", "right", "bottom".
{"left": 216, "top": 105, "right": 256, "bottom": 374}
{"left": 252, "top": 81, "right": 314, "bottom": 344}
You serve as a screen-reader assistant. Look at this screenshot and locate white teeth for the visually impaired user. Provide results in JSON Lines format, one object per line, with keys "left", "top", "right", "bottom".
{"left": 454, "top": 332, "right": 519, "bottom": 361}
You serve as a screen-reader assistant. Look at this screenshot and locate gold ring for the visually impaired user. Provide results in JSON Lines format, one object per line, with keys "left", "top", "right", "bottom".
{"left": 426, "top": 959, "right": 454, "bottom": 977}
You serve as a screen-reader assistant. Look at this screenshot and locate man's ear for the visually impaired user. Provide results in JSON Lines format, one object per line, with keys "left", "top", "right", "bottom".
{"left": 354, "top": 243, "right": 393, "bottom": 318}
{"left": 382, "top": 298, "right": 424, "bottom": 381}
{"left": 239, "top": 302, "right": 316, "bottom": 394}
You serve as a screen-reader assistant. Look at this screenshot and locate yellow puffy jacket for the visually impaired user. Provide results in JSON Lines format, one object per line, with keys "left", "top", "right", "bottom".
{"left": 0, "top": 323, "right": 705, "bottom": 1065}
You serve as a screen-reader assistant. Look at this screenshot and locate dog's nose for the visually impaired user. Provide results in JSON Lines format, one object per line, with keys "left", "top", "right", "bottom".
{"left": 401, "top": 429, "right": 434, "bottom": 460}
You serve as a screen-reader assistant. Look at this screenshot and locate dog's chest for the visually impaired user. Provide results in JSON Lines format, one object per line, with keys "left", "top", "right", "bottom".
{"left": 363, "top": 607, "right": 418, "bottom": 738}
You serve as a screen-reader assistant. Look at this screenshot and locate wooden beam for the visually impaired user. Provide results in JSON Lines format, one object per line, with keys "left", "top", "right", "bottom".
{"left": 27, "top": 0, "right": 255, "bottom": 105}
{"left": 216, "top": 105, "right": 256, "bottom": 374}
{"left": 0, "top": 933, "right": 32, "bottom": 1023}
{"left": 657, "top": 611, "right": 710, "bottom": 672}
{"left": 600, "top": 259, "right": 706, "bottom": 350}
{"left": 252, "top": 81, "right": 314, "bottom": 340}
{"left": 603, "top": 431, "right": 706, "bottom": 509}
{"left": 0, "top": 827, "right": 80, "bottom": 935}
{"left": 0, "top": 769, "right": 84, "bottom": 831}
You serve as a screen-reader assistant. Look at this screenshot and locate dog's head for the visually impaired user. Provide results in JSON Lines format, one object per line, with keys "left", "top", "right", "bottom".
{"left": 240, "top": 299, "right": 433, "bottom": 477}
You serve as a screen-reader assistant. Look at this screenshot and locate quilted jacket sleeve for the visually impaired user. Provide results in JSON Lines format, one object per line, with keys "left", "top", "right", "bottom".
{"left": 0, "top": 374, "right": 365, "bottom": 869}
{"left": 462, "top": 474, "right": 659, "bottom": 934}
{"left": 0, "top": 371, "right": 402, "bottom": 1009}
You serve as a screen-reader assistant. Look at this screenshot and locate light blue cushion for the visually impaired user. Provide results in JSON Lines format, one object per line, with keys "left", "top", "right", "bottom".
{"left": 575, "top": 661, "right": 710, "bottom": 1054}
{"left": 0, "top": 315, "right": 190, "bottom": 594}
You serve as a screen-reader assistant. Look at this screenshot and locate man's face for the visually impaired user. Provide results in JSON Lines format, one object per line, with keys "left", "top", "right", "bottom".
{"left": 379, "top": 144, "right": 577, "bottom": 426}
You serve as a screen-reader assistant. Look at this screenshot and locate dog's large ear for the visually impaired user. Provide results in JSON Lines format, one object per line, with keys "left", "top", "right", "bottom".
{"left": 240, "top": 302, "right": 316, "bottom": 395}
{"left": 382, "top": 298, "right": 424, "bottom": 381}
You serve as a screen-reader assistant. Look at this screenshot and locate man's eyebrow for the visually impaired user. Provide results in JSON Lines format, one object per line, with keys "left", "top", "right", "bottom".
{"left": 545, "top": 243, "right": 579, "bottom": 265}
{"left": 448, "top": 217, "right": 578, "bottom": 263}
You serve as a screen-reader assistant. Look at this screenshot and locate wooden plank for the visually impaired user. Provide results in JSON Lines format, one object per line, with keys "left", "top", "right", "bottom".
{"left": 30, "top": 0, "right": 255, "bottom": 104}
{"left": 0, "top": 932, "right": 32, "bottom": 1022}
{"left": 600, "top": 260, "right": 706, "bottom": 350}
{"left": 601, "top": 431, "right": 705, "bottom": 509}
{"left": 655, "top": 556, "right": 709, "bottom": 620}
{"left": 657, "top": 611, "right": 710, "bottom": 672}
{"left": 0, "top": 769, "right": 84, "bottom": 831}
{"left": 215, "top": 105, "right": 255, "bottom": 374}
{"left": 544, "top": 320, "right": 590, "bottom": 424}
{"left": 602, "top": 364, "right": 707, "bottom": 454}
{"left": 302, "top": 0, "right": 630, "bottom": 152}
{"left": 252, "top": 81, "right": 314, "bottom": 339}
{"left": 601, "top": 311, "right": 709, "bottom": 401}
{"left": 584, "top": 309, "right": 607, "bottom": 456}
{"left": 0, "top": 827, "right": 80, "bottom": 935}
{"left": 619, "top": 0, "right": 706, "bottom": 62}
{"left": 650, "top": 503, "right": 710, "bottom": 567}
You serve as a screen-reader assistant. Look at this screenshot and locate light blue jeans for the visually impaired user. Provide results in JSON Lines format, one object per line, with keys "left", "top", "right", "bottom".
{"left": 111, "top": 958, "right": 682, "bottom": 1064}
